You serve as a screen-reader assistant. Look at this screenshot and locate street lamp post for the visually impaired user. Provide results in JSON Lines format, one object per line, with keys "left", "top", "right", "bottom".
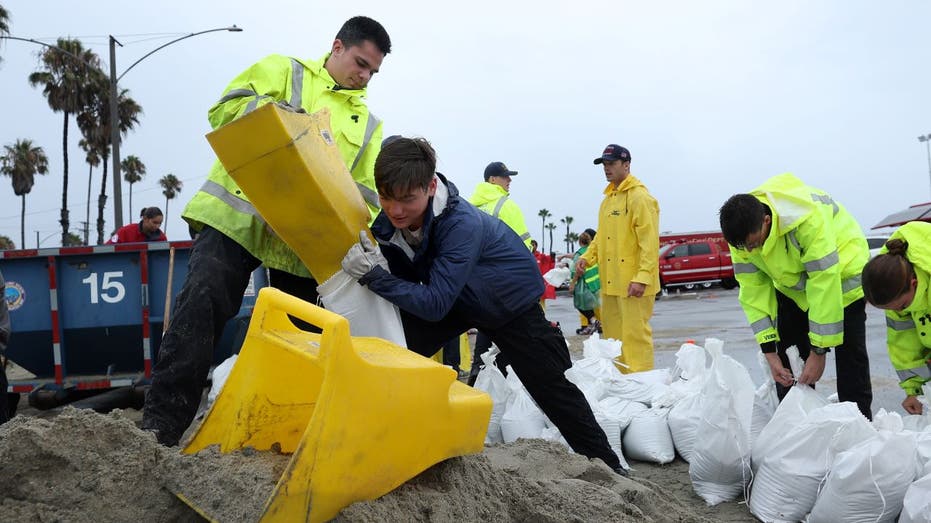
{"left": 919, "top": 134, "right": 931, "bottom": 198}
{"left": 108, "top": 25, "right": 242, "bottom": 229}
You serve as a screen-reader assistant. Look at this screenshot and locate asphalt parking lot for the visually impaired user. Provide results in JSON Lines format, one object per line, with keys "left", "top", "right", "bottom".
{"left": 547, "top": 287, "right": 907, "bottom": 416}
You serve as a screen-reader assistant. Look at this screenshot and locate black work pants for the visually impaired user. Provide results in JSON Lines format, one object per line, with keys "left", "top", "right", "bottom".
{"left": 773, "top": 292, "right": 873, "bottom": 420}
{"left": 142, "top": 227, "right": 318, "bottom": 445}
{"left": 401, "top": 302, "right": 621, "bottom": 470}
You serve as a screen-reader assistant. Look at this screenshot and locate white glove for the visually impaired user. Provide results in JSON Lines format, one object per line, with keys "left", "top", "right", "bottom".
{"left": 341, "top": 231, "right": 388, "bottom": 279}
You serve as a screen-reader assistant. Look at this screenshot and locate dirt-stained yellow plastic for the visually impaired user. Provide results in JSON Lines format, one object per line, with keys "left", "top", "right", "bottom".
{"left": 183, "top": 288, "right": 492, "bottom": 523}
{"left": 205, "top": 104, "right": 371, "bottom": 282}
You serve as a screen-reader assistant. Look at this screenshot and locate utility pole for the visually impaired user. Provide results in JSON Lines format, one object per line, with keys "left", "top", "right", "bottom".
{"left": 918, "top": 134, "right": 931, "bottom": 198}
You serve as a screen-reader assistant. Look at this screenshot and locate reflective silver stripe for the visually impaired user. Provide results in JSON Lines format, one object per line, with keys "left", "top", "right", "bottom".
{"left": 244, "top": 95, "right": 272, "bottom": 115}
{"left": 492, "top": 196, "right": 509, "bottom": 218}
{"left": 886, "top": 316, "right": 915, "bottom": 331}
{"left": 842, "top": 275, "right": 861, "bottom": 294}
{"left": 349, "top": 112, "right": 382, "bottom": 209}
{"left": 788, "top": 230, "right": 801, "bottom": 252}
{"left": 790, "top": 273, "right": 807, "bottom": 291}
{"left": 811, "top": 193, "right": 839, "bottom": 215}
{"left": 804, "top": 250, "right": 839, "bottom": 272}
{"left": 289, "top": 58, "right": 303, "bottom": 109}
{"left": 199, "top": 180, "right": 270, "bottom": 229}
{"left": 750, "top": 317, "right": 774, "bottom": 334}
{"left": 350, "top": 111, "right": 381, "bottom": 174}
{"left": 734, "top": 263, "right": 759, "bottom": 274}
{"left": 218, "top": 88, "right": 260, "bottom": 104}
{"left": 809, "top": 319, "right": 843, "bottom": 336}
{"left": 519, "top": 232, "right": 531, "bottom": 241}
{"left": 896, "top": 364, "right": 931, "bottom": 382}
{"left": 356, "top": 182, "right": 380, "bottom": 209}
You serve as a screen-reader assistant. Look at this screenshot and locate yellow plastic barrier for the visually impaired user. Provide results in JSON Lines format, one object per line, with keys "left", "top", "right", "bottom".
{"left": 205, "top": 104, "right": 371, "bottom": 282}
{"left": 183, "top": 288, "right": 492, "bottom": 522}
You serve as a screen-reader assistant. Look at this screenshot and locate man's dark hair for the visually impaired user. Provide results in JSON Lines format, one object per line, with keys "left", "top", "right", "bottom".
{"left": 336, "top": 16, "right": 392, "bottom": 55}
{"left": 375, "top": 137, "right": 436, "bottom": 200}
{"left": 719, "top": 194, "right": 769, "bottom": 247}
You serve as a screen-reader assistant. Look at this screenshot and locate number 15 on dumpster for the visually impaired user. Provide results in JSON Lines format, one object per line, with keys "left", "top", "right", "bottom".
{"left": 81, "top": 271, "right": 126, "bottom": 304}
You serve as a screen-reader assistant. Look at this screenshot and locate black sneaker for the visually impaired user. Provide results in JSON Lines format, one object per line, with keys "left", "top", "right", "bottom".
{"left": 613, "top": 466, "right": 630, "bottom": 477}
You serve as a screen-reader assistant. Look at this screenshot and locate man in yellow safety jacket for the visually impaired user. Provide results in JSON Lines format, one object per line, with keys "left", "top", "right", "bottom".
{"left": 142, "top": 16, "right": 392, "bottom": 446}
{"left": 719, "top": 173, "right": 872, "bottom": 419}
{"left": 577, "top": 144, "right": 660, "bottom": 373}
{"left": 861, "top": 221, "right": 931, "bottom": 415}
{"left": 469, "top": 161, "right": 532, "bottom": 248}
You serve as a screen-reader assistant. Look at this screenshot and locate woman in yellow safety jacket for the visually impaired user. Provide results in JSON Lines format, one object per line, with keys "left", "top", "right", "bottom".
{"left": 862, "top": 221, "right": 931, "bottom": 414}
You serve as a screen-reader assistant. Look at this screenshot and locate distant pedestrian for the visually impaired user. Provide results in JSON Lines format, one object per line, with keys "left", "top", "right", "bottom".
{"left": 107, "top": 207, "right": 167, "bottom": 244}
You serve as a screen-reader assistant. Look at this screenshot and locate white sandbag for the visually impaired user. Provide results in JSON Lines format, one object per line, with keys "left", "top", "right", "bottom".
{"left": 688, "top": 339, "right": 755, "bottom": 506}
{"left": 317, "top": 269, "right": 407, "bottom": 346}
{"left": 622, "top": 407, "right": 675, "bottom": 464}
{"left": 654, "top": 342, "right": 708, "bottom": 408}
{"left": 542, "top": 266, "right": 570, "bottom": 287}
{"left": 599, "top": 396, "right": 648, "bottom": 433}
{"left": 750, "top": 352, "right": 779, "bottom": 448}
{"left": 808, "top": 431, "right": 918, "bottom": 523}
{"left": 539, "top": 426, "right": 570, "bottom": 449}
{"left": 593, "top": 409, "right": 630, "bottom": 470}
{"left": 667, "top": 392, "right": 702, "bottom": 462}
{"left": 581, "top": 333, "right": 623, "bottom": 360}
{"left": 473, "top": 347, "right": 511, "bottom": 445}
{"left": 748, "top": 402, "right": 877, "bottom": 523}
{"left": 207, "top": 354, "right": 238, "bottom": 404}
{"left": 565, "top": 358, "right": 615, "bottom": 401}
{"left": 607, "top": 369, "right": 671, "bottom": 407}
{"left": 500, "top": 367, "right": 547, "bottom": 443}
{"left": 901, "top": 470, "right": 931, "bottom": 523}
{"left": 752, "top": 377, "right": 829, "bottom": 466}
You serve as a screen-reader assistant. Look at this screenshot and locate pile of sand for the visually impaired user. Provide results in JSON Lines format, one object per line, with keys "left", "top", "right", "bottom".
{"left": 0, "top": 407, "right": 736, "bottom": 522}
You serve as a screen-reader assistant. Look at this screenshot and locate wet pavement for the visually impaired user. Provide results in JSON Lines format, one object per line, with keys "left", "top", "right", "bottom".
{"left": 545, "top": 287, "right": 906, "bottom": 416}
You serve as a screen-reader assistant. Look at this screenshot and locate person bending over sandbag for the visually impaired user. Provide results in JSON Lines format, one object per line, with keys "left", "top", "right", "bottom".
{"left": 340, "top": 137, "right": 627, "bottom": 476}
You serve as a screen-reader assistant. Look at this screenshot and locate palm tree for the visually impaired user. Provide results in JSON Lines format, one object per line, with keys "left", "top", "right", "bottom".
{"left": 159, "top": 173, "right": 183, "bottom": 234}
{"left": 0, "top": 5, "right": 10, "bottom": 65}
{"left": 121, "top": 154, "right": 146, "bottom": 221}
{"left": 545, "top": 222, "right": 557, "bottom": 254}
{"left": 560, "top": 216, "right": 574, "bottom": 253}
{"left": 537, "top": 209, "right": 551, "bottom": 249}
{"left": 76, "top": 74, "right": 142, "bottom": 244}
{"left": 28, "top": 38, "right": 100, "bottom": 246}
{"left": 0, "top": 235, "right": 14, "bottom": 250}
{"left": 79, "top": 138, "right": 103, "bottom": 245}
{"left": 566, "top": 232, "right": 579, "bottom": 253}
{"left": 1, "top": 139, "right": 49, "bottom": 248}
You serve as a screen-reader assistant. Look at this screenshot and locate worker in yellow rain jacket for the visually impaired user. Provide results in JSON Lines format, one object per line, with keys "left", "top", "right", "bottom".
{"left": 142, "top": 16, "right": 393, "bottom": 447}
{"left": 862, "top": 221, "right": 931, "bottom": 415}
{"left": 719, "top": 173, "right": 872, "bottom": 419}
{"left": 465, "top": 161, "right": 534, "bottom": 383}
{"left": 577, "top": 145, "right": 660, "bottom": 373}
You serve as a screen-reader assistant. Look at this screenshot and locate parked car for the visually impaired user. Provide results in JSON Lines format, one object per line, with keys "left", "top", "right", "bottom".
{"left": 658, "top": 238, "right": 737, "bottom": 290}
{"left": 866, "top": 234, "right": 890, "bottom": 258}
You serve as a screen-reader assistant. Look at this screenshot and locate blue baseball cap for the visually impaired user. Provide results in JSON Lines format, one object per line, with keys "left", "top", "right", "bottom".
{"left": 484, "top": 161, "right": 518, "bottom": 180}
{"left": 593, "top": 144, "right": 631, "bottom": 164}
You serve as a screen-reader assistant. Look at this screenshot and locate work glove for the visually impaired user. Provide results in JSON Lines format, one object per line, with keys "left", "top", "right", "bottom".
{"left": 341, "top": 231, "right": 388, "bottom": 280}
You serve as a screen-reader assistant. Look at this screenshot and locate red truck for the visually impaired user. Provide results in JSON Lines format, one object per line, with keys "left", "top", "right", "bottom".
{"left": 658, "top": 231, "right": 737, "bottom": 290}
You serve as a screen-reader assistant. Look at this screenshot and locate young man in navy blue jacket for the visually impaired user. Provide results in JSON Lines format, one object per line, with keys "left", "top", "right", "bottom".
{"left": 341, "top": 137, "right": 625, "bottom": 475}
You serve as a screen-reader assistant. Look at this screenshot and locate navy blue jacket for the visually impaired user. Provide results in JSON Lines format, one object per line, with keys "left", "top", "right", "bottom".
{"left": 360, "top": 174, "right": 544, "bottom": 329}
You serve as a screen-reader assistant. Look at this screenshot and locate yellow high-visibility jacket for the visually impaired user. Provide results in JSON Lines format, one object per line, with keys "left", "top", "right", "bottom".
{"left": 730, "top": 173, "right": 868, "bottom": 348}
{"left": 468, "top": 182, "right": 532, "bottom": 249}
{"left": 877, "top": 221, "right": 931, "bottom": 396}
{"left": 581, "top": 174, "right": 659, "bottom": 296}
{"left": 183, "top": 53, "right": 384, "bottom": 277}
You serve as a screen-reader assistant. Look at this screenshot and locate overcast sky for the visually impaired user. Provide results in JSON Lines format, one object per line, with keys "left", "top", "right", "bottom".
{"left": 1, "top": 1, "right": 929, "bottom": 250}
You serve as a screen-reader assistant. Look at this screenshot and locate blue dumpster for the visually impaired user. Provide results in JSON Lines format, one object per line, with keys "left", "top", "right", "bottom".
{"left": 1, "top": 241, "right": 267, "bottom": 393}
